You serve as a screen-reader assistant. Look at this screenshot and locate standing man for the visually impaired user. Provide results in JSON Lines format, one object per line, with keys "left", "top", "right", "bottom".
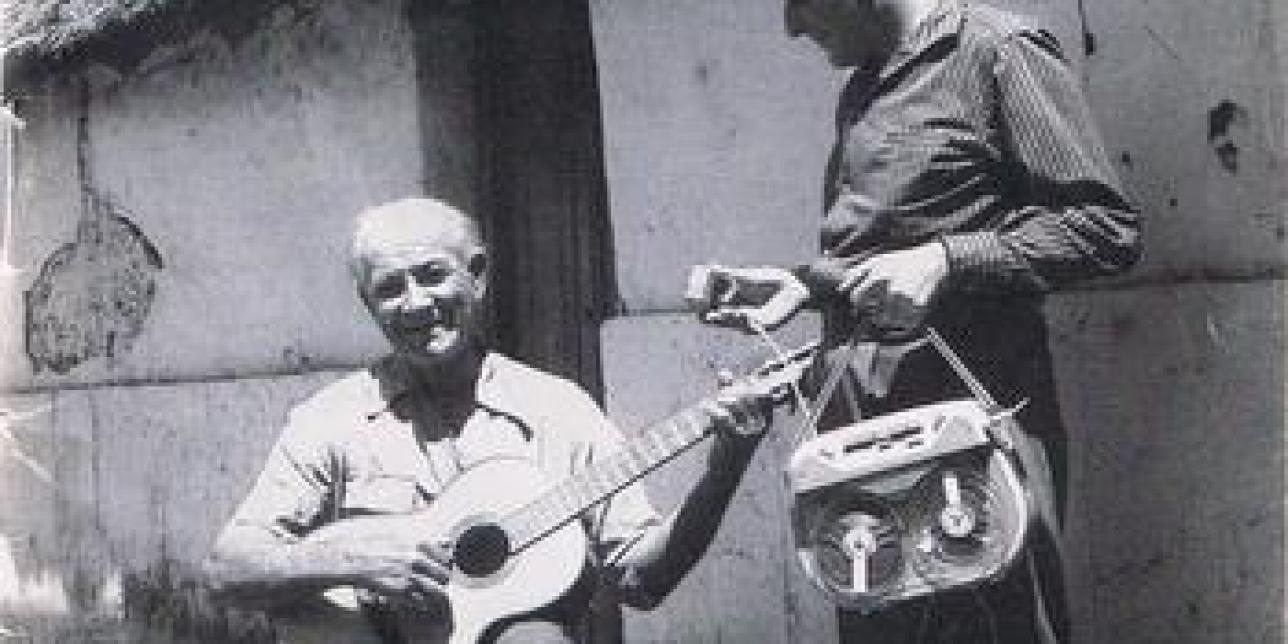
{"left": 205, "top": 197, "right": 772, "bottom": 643}
{"left": 700, "top": 0, "right": 1140, "bottom": 642}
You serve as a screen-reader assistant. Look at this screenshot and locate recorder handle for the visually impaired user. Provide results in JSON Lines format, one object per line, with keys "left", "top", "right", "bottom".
{"left": 924, "top": 327, "right": 998, "bottom": 412}
{"left": 789, "top": 333, "right": 864, "bottom": 447}
{"left": 925, "top": 327, "right": 1025, "bottom": 455}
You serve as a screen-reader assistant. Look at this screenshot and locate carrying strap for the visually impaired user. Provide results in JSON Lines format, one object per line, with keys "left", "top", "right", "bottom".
{"left": 779, "top": 325, "right": 1020, "bottom": 451}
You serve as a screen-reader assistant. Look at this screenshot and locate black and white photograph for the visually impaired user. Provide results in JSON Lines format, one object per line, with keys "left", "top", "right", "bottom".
{"left": 0, "top": 0, "right": 1283, "bottom": 642}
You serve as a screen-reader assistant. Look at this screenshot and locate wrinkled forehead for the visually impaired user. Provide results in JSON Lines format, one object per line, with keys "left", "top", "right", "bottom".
{"left": 359, "top": 217, "right": 471, "bottom": 257}
{"left": 351, "top": 201, "right": 480, "bottom": 279}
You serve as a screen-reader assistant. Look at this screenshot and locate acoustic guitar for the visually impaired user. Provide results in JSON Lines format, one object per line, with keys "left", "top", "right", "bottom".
{"left": 384, "top": 343, "right": 816, "bottom": 643}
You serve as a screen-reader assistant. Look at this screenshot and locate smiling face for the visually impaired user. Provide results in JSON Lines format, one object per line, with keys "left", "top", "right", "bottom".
{"left": 784, "top": 0, "right": 890, "bottom": 69}
{"left": 351, "top": 199, "right": 487, "bottom": 372}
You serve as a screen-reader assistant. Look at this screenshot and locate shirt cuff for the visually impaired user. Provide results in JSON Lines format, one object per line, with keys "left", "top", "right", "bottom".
{"left": 791, "top": 257, "right": 851, "bottom": 304}
{"left": 940, "top": 232, "right": 1012, "bottom": 286}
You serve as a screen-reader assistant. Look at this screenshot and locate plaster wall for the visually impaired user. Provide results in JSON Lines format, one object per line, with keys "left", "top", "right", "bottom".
{"left": 589, "top": 0, "right": 837, "bottom": 313}
{"left": 592, "top": 0, "right": 1285, "bottom": 641}
{"left": 601, "top": 315, "right": 834, "bottom": 643}
{"left": 1, "top": 0, "right": 424, "bottom": 391}
{"left": 0, "top": 373, "right": 338, "bottom": 641}
{"left": 1048, "top": 280, "right": 1284, "bottom": 643}
{"left": 0, "top": 0, "right": 436, "bottom": 638}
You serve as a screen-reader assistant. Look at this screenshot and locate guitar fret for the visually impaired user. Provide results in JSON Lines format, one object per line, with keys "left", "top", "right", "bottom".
{"left": 496, "top": 343, "right": 812, "bottom": 559}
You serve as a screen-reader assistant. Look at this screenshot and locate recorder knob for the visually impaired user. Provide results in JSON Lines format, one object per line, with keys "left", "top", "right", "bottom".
{"left": 938, "top": 471, "right": 977, "bottom": 539}
{"left": 840, "top": 522, "right": 878, "bottom": 593}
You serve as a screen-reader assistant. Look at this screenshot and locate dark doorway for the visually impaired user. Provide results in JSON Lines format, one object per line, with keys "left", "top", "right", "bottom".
{"left": 474, "top": 0, "right": 617, "bottom": 401}
{"left": 408, "top": 4, "right": 621, "bottom": 639}
{"left": 409, "top": 0, "right": 617, "bottom": 401}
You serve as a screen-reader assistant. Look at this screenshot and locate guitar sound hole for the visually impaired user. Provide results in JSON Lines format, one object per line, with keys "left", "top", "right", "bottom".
{"left": 453, "top": 523, "right": 511, "bottom": 578}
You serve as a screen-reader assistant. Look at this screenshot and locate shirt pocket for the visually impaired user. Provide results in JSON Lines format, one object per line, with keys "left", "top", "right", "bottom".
{"left": 343, "top": 472, "right": 423, "bottom": 516}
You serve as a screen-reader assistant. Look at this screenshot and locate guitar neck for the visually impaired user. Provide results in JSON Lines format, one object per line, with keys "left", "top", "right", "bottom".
{"left": 502, "top": 404, "right": 714, "bottom": 553}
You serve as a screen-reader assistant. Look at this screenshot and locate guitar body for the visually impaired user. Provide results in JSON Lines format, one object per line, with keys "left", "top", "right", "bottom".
{"left": 336, "top": 344, "right": 813, "bottom": 644}
{"left": 406, "top": 458, "right": 589, "bottom": 644}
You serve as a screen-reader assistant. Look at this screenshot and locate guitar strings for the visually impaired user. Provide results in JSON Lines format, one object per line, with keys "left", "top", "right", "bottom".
{"left": 746, "top": 317, "right": 810, "bottom": 417}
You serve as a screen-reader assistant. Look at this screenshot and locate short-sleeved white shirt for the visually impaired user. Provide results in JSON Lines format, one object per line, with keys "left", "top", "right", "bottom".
{"left": 225, "top": 351, "right": 660, "bottom": 569}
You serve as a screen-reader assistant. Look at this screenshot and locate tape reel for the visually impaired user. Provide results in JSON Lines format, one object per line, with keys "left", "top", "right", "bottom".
{"left": 793, "top": 483, "right": 909, "bottom": 611}
{"left": 790, "top": 410, "right": 1032, "bottom": 613}
{"left": 905, "top": 452, "right": 1024, "bottom": 586}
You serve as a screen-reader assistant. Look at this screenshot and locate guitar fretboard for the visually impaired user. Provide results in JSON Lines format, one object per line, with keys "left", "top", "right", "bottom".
{"left": 501, "top": 405, "right": 713, "bottom": 551}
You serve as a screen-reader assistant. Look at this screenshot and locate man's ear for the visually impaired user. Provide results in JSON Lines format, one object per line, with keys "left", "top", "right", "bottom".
{"left": 351, "top": 260, "right": 375, "bottom": 311}
{"left": 355, "top": 284, "right": 373, "bottom": 311}
{"left": 468, "top": 250, "right": 489, "bottom": 297}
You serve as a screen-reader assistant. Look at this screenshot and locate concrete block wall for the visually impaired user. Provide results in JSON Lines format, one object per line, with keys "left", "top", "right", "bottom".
{"left": 590, "top": 0, "right": 842, "bottom": 638}
{"left": 591, "top": 0, "right": 1285, "bottom": 642}
{"left": 1, "top": 0, "right": 421, "bottom": 391}
{"left": 1057, "top": 0, "right": 1285, "bottom": 641}
{"left": 0, "top": 0, "right": 428, "bottom": 639}
{"left": 1047, "top": 282, "right": 1283, "bottom": 643}
{"left": 602, "top": 315, "right": 835, "bottom": 643}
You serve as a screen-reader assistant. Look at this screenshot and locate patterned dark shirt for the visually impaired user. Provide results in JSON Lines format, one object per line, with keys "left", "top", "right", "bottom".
{"left": 802, "top": 0, "right": 1140, "bottom": 297}
{"left": 800, "top": 0, "right": 1142, "bottom": 442}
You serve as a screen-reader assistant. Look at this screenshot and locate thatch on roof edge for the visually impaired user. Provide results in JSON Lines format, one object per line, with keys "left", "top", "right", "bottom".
{"left": 1, "top": 0, "right": 301, "bottom": 85}
{"left": 1, "top": 0, "right": 182, "bottom": 60}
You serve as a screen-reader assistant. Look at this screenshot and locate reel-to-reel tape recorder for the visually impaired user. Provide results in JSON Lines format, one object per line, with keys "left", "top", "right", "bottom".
{"left": 786, "top": 398, "right": 1032, "bottom": 613}
{"left": 683, "top": 264, "right": 1035, "bottom": 614}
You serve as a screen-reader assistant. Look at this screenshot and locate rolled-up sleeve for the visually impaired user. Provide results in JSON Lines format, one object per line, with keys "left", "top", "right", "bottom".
{"left": 942, "top": 29, "right": 1141, "bottom": 292}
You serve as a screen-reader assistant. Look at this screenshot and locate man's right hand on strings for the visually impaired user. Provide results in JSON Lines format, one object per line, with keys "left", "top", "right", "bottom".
{"left": 303, "top": 513, "right": 453, "bottom": 610}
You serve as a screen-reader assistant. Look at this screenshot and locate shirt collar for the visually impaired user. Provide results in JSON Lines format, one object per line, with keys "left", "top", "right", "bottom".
{"left": 876, "top": 0, "right": 964, "bottom": 82}
{"left": 370, "top": 351, "right": 521, "bottom": 420}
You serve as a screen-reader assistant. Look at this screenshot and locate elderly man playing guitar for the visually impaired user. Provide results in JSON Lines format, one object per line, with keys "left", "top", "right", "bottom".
{"left": 204, "top": 197, "right": 804, "bottom": 643}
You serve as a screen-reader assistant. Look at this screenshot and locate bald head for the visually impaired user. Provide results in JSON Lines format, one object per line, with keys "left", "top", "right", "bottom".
{"left": 349, "top": 197, "right": 484, "bottom": 285}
